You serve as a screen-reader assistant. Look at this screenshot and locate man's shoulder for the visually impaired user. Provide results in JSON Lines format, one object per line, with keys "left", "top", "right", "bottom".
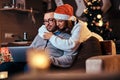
{"left": 38, "top": 25, "right": 46, "bottom": 31}
{"left": 38, "top": 25, "right": 49, "bottom": 38}
{"left": 33, "top": 34, "right": 44, "bottom": 41}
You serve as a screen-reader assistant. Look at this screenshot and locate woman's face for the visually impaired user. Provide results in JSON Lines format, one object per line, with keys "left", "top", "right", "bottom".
{"left": 56, "top": 19, "right": 66, "bottom": 30}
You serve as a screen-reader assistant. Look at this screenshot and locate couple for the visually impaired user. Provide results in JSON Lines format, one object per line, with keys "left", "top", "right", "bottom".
{"left": 30, "top": 4, "right": 103, "bottom": 68}
{"left": 0, "top": 4, "right": 103, "bottom": 75}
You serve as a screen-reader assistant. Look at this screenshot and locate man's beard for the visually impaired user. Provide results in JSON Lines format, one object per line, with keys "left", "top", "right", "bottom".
{"left": 47, "top": 26, "right": 58, "bottom": 32}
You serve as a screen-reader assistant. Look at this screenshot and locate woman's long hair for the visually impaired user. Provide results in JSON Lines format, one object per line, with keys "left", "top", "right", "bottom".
{"left": 63, "top": 18, "right": 79, "bottom": 34}
{"left": 60, "top": 20, "right": 74, "bottom": 34}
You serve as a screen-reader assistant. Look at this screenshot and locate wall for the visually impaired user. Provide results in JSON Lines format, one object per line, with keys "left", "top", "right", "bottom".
{"left": 0, "top": 0, "right": 120, "bottom": 44}
{"left": 53, "top": 0, "right": 120, "bottom": 40}
{"left": 108, "top": 0, "right": 120, "bottom": 40}
{"left": 0, "top": 0, "right": 44, "bottom": 44}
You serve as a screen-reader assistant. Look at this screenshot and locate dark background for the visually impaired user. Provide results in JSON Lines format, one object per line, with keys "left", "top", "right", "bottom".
{"left": 0, "top": 0, "right": 119, "bottom": 44}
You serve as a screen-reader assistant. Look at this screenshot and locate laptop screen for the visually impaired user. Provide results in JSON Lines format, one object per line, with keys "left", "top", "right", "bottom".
{"left": 9, "top": 46, "right": 29, "bottom": 62}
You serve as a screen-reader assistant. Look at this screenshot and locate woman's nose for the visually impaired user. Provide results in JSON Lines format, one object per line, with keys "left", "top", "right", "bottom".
{"left": 56, "top": 22, "right": 59, "bottom": 26}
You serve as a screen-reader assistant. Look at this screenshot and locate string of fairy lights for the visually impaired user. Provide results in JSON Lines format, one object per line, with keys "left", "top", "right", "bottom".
{"left": 83, "top": 0, "right": 104, "bottom": 35}
{"left": 83, "top": 0, "right": 117, "bottom": 40}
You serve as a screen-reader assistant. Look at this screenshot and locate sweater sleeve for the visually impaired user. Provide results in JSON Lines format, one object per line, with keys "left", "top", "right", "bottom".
{"left": 29, "top": 34, "right": 41, "bottom": 48}
{"left": 50, "top": 55, "right": 74, "bottom": 68}
{"left": 49, "top": 24, "right": 81, "bottom": 50}
{"left": 38, "top": 25, "right": 49, "bottom": 38}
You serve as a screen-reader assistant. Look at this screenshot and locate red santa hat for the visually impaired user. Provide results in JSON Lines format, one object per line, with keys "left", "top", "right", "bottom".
{"left": 54, "top": 4, "right": 73, "bottom": 20}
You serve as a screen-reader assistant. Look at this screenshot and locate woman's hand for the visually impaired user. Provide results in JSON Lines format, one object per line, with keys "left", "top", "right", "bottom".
{"left": 43, "top": 32, "right": 53, "bottom": 40}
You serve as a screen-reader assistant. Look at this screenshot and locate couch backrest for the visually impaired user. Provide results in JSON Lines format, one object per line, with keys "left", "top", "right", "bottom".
{"left": 70, "top": 37, "right": 116, "bottom": 70}
{"left": 100, "top": 40, "right": 116, "bottom": 55}
{"left": 70, "top": 36, "right": 102, "bottom": 70}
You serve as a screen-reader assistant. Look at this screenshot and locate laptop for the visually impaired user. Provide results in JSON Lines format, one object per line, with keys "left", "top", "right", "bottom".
{"left": 9, "top": 46, "right": 29, "bottom": 62}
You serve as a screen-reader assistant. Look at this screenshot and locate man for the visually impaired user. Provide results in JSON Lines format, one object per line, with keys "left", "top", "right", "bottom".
{"left": 30, "top": 10, "right": 77, "bottom": 68}
{"left": 0, "top": 10, "right": 76, "bottom": 76}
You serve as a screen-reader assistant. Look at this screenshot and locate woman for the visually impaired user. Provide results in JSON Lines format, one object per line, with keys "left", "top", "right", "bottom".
{"left": 39, "top": 4, "right": 103, "bottom": 52}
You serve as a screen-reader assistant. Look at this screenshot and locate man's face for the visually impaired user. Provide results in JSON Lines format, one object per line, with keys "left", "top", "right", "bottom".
{"left": 44, "top": 12, "right": 56, "bottom": 32}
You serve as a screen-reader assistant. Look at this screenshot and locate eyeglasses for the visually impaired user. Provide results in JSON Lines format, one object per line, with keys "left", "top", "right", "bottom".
{"left": 44, "top": 18, "right": 55, "bottom": 25}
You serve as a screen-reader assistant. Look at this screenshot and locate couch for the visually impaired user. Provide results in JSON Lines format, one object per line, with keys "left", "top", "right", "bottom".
{"left": 84, "top": 38, "right": 120, "bottom": 74}
{"left": 9, "top": 37, "right": 117, "bottom": 66}
{"left": 69, "top": 37, "right": 116, "bottom": 71}
{"left": 8, "top": 37, "right": 116, "bottom": 63}
{"left": 9, "top": 37, "right": 120, "bottom": 79}
{"left": 0, "top": 36, "right": 119, "bottom": 77}
{"left": 86, "top": 54, "right": 120, "bottom": 73}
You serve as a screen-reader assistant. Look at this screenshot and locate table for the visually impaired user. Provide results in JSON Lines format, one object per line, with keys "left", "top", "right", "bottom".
{"left": 1, "top": 41, "right": 31, "bottom": 47}
{"left": 9, "top": 70, "right": 120, "bottom": 80}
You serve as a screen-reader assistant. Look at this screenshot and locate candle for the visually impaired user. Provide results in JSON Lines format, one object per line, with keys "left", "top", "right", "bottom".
{"left": 12, "top": 0, "right": 15, "bottom": 8}
{"left": 0, "top": 71, "right": 8, "bottom": 79}
{"left": 12, "top": 0, "right": 15, "bottom": 5}
{"left": 27, "top": 49, "right": 50, "bottom": 71}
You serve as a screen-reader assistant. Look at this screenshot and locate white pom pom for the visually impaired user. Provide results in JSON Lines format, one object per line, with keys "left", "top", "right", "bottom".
{"left": 68, "top": 16, "right": 76, "bottom": 21}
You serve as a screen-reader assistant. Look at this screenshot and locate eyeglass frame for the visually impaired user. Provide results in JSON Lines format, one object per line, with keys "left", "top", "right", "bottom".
{"left": 44, "top": 18, "right": 56, "bottom": 25}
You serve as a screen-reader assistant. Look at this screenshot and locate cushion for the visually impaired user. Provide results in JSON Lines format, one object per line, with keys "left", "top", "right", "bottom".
{"left": 71, "top": 36, "right": 102, "bottom": 69}
{"left": 0, "top": 47, "right": 13, "bottom": 64}
{"left": 100, "top": 40, "right": 116, "bottom": 55}
{"left": 86, "top": 55, "right": 120, "bottom": 73}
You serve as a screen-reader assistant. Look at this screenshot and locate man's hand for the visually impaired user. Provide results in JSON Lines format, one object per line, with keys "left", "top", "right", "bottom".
{"left": 43, "top": 32, "right": 53, "bottom": 40}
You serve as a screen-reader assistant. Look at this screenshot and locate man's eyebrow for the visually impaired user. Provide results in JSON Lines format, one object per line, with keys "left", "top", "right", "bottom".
{"left": 49, "top": 18, "right": 55, "bottom": 19}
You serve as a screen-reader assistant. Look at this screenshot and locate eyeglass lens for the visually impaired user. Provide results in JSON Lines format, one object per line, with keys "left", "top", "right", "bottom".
{"left": 44, "top": 18, "right": 55, "bottom": 24}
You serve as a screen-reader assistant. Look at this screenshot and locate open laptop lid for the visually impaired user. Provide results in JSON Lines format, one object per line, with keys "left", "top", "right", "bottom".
{"left": 9, "top": 46, "right": 29, "bottom": 62}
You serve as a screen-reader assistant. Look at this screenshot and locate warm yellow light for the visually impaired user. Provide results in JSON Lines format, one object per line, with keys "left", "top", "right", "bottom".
{"left": 97, "top": 14, "right": 102, "bottom": 19}
{"left": 0, "top": 71, "right": 8, "bottom": 79}
{"left": 92, "top": 20, "right": 95, "bottom": 23}
{"left": 84, "top": 22, "right": 88, "bottom": 26}
{"left": 84, "top": 8, "right": 88, "bottom": 14}
{"left": 92, "top": 0, "right": 96, "bottom": 3}
{"left": 27, "top": 49, "right": 50, "bottom": 70}
{"left": 92, "top": 7, "right": 96, "bottom": 10}
{"left": 95, "top": 20, "right": 103, "bottom": 27}
{"left": 30, "top": 53, "right": 50, "bottom": 69}
{"left": 97, "top": 6, "right": 101, "bottom": 10}
{"left": 91, "top": 23, "right": 93, "bottom": 26}
{"left": 90, "top": 14, "right": 92, "bottom": 16}
{"left": 98, "top": 20, "right": 103, "bottom": 26}
{"left": 87, "top": 2, "right": 92, "bottom": 5}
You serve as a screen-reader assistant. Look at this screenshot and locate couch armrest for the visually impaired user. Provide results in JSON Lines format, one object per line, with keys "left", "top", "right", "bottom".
{"left": 100, "top": 40, "right": 116, "bottom": 55}
{"left": 86, "top": 55, "right": 120, "bottom": 73}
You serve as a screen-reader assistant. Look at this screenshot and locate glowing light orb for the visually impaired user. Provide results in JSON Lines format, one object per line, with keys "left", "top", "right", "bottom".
{"left": 27, "top": 49, "right": 50, "bottom": 70}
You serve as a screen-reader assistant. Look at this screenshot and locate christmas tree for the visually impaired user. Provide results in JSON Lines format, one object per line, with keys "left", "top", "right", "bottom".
{"left": 83, "top": 0, "right": 103, "bottom": 36}
{"left": 83, "top": 0, "right": 116, "bottom": 40}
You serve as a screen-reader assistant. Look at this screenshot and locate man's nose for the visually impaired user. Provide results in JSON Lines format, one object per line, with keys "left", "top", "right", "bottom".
{"left": 45, "top": 22, "right": 50, "bottom": 26}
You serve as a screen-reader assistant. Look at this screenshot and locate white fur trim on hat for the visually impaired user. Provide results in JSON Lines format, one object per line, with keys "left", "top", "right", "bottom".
{"left": 54, "top": 13, "right": 70, "bottom": 20}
